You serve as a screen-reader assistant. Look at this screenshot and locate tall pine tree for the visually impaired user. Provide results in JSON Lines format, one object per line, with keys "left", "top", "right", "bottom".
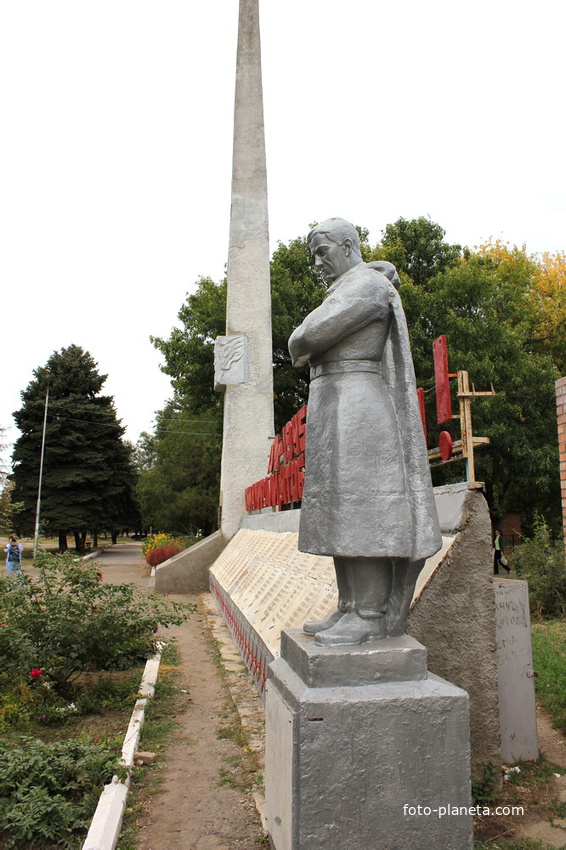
{"left": 12, "top": 345, "right": 139, "bottom": 550}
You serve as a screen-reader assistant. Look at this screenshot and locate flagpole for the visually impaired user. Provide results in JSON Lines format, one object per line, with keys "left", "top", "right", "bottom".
{"left": 33, "top": 375, "right": 50, "bottom": 559}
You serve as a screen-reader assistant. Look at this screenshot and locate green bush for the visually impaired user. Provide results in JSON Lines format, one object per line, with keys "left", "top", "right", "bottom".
{"left": 512, "top": 517, "right": 566, "bottom": 618}
{"left": 141, "top": 532, "right": 198, "bottom": 560}
{"left": 0, "top": 551, "right": 189, "bottom": 694}
{"left": 0, "top": 736, "right": 122, "bottom": 848}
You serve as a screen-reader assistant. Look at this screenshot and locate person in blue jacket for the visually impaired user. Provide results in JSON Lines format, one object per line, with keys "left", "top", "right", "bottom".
{"left": 5, "top": 535, "right": 23, "bottom": 577}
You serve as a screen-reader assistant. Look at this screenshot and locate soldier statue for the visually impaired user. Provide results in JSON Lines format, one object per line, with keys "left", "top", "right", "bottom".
{"left": 289, "top": 217, "right": 442, "bottom": 646}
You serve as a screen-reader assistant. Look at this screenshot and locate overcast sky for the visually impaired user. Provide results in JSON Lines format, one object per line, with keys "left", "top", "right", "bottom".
{"left": 2, "top": 0, "right": 565, "bottom": 469}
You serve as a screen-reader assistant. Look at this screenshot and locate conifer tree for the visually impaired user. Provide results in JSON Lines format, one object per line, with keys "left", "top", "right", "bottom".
{"left": 12, "top": 345, "right": 139, "bottom": 550}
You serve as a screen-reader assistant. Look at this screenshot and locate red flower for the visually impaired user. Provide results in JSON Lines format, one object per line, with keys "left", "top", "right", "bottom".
{"left": 97, "top": 572, "right": 103, "bottom": 579}
{"left": 29, "top": 668, "right": 42, "bottom": 679}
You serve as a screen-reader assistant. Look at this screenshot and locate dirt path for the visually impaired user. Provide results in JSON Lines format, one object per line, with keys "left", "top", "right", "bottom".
{"left": 95, "top": 543, "right": 265, "bottom": 850}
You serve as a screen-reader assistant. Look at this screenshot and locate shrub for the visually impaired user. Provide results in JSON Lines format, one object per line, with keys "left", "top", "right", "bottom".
{"left": 0, "top": 736, "right": 123, "bottom": 849}
{"left": 513, "top": 516, "right": 566, "bottom": 618}
{"left": 145, "top": 544, "right": 184, "bottom": 567}
{"left": 0, "top": 551, "right": 190, "bottom": 694}
{"left": 142, "top": 533, "right": 197, "bottom": 562}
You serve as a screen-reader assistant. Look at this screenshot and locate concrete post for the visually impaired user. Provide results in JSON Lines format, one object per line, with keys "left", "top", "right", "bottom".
{"left": 266, "top": 631, "right": 473, "bottom": 849}
{"left": 217, "top": 0, "right": 274, "bottom": 540}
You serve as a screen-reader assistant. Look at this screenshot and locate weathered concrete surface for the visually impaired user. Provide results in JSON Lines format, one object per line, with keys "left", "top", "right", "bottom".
{"left": 494, "top": 579, "right": 539, "bottom": 762}
{"left": 407, "top": 485, "right": 500, "bottom": 780}
{"left": 241, "top": 510, "right": 301, "bottom": 533}
{"left": 154, "top": 531, "right": 225, "bottom": 594}
{"left": 280, "top": 629, "right": 427, "bottom": 686}
{"left": 266, "top": 630, "right": 472, "bottom": 850}
{"left": 218, "top": 0, "right": 274, "bottom": 541}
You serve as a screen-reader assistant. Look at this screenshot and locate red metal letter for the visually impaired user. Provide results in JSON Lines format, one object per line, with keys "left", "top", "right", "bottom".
{"left": 433, "top": 335, "right": 452, "bottom": 425}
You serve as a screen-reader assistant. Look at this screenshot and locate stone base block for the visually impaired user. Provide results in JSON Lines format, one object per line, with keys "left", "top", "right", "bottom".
{"left": 280, "top": 629, "right": 428, "bottom": 686}
{"left": 265, "top": 631, "right": 472, "bottom": 850}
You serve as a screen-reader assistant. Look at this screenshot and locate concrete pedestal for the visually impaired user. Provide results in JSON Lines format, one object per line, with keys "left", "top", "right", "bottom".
{"left": 265, "top": 630, "right": 473, "bottom": 850}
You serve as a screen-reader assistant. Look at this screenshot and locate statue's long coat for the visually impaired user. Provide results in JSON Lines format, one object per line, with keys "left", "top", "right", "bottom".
{"left": 288, "top": 263, "right": 441, "bottom": 562}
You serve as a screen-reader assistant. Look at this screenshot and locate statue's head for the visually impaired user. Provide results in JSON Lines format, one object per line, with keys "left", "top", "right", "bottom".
{"left": 307, "top": 217, "right": 362, "bottom": 283}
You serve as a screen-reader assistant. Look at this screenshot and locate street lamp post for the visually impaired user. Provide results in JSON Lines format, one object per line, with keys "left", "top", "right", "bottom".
{"left": 33, "top": 376, "right": 50, "bottom": 559}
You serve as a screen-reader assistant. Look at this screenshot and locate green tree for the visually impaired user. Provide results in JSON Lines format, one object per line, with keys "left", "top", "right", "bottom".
{"left": 401, "top": 249, "right": 561, "bottom": 526}
{"left": 135, "top": 403, "right": 221, "bottom": 536}
{"left": 0, "top": 427, "right": 18, "bottom": 533}
{"left": 0, "top": 480, "right": 19, "bottom": 535}
{"left": 370, "top": 216, "right": 462, "bottom": 288}
{"left": 522, "top": 248, "right": 566, "bottom": 375}
{"left": 270, "top": 236, "right": 326, "bottom": 426}
{"left": 151, "top": 276, "right": 226, "bottom": 416}
{"left": 11, "top": 345, "right": 140, "bottom": 550}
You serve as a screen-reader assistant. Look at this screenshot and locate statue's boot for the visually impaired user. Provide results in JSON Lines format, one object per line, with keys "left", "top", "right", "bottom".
{"left": 314, "top": 557, "right": 392, "bottom": 646}
{"left": 303, "top": 556, "right": 350, "bottom": 635}
{"left": 314, "top": 610, "right": 386, "bottom": 645}
{"left": 385, "top": 558, "right": 426, "bottom": 637}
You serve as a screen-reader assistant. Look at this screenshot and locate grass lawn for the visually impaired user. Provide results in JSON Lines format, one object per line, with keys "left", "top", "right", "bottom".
{"left": 474, "top": 620, "right": 566, "bottom": 848}
{"left": 531, "top": 620, "right": 566, "bottom": 736}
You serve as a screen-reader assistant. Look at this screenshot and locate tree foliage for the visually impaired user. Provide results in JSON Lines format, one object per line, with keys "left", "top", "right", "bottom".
{"left": 400, "top": 247, "right": 560, "bottom": 524}
{"left": 270, "top": 237, "right": 327, "bottom": 426}
{"left": 369, "top": 216, "right": 462, "bottom": 288}
{"left": 512, "top": 516, "right": 566, "bottom": 617}
{"left": 151, "top": 276, "right": 226, "bottom": 416}
{"left": 0, "top": 480, "right": 20, "bottom": 536}
{"left": 134, "top": 404, "right": 221, "bottom": 536}
{"left": 528, "top": 250, "right": 566, "bottom": 374}
{"left": 11, "top": 345, "right": 140, "bottom": 548}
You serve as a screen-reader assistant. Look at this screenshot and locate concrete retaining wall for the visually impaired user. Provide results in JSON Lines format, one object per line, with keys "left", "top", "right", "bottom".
{"left": 407, "top": 485, "right": 501, "bottom": 779}
{"left": 154, "top": 531, "right": 225, "bottom": 594}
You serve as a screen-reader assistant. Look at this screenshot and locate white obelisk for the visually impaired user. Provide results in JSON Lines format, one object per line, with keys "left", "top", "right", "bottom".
{"left": 216, "top": 0, "right": 274, "bottom": 539}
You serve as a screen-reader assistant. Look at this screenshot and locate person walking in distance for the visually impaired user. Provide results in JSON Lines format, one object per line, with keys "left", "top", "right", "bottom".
{"left": 493, "top": 528, "right": 509, "bottom": 574}
{"left": 5, "top": 535, "right": 23, "bottom": 578}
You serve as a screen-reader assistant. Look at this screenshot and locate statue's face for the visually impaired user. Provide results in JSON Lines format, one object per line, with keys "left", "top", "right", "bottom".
{"left": 309, "top": 232, "right": 355, "bottom": 283}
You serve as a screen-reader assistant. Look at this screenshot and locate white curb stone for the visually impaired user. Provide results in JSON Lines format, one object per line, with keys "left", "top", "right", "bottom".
{"left": 82, "top": 648, "right": 163, "bottom": 850}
